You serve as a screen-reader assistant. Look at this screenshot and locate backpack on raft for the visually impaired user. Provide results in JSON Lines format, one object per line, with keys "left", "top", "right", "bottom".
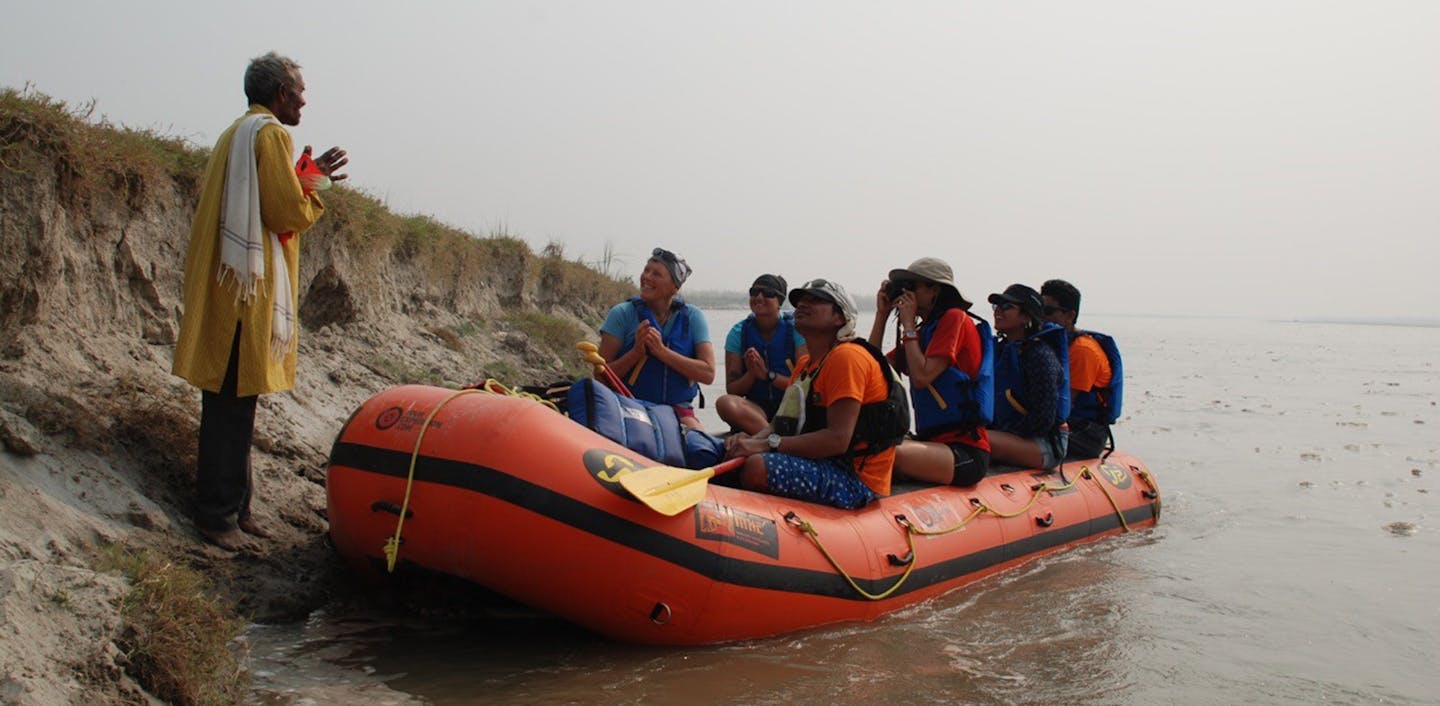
{"left": 776, "top": 339, "right": 911, "bottom": 455}
{"left": 564, "top": 378, "right": 725, "bottom": 469}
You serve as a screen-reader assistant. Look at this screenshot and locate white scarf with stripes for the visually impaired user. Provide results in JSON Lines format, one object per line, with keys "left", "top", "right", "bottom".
{"left": 217, "top": 113, "right": 294, "bottom": 361}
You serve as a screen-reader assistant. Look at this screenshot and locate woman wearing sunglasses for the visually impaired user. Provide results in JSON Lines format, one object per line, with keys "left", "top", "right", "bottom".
{"left": 598, "top": 247, "right": 716, "bottom": 428}
{"left": 715, "top": 274, "right": 808, "bottom": 434}
{"left": 868, "top": 257, "right": 993, "bottom": 486}
{"left": 986, "top": 283, "right": 1070, "bottom": 469}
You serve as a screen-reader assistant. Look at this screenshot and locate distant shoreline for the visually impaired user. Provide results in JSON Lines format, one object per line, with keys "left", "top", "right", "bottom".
{"left": 1279, "top": 317, "right": 1440, "bottom": 329}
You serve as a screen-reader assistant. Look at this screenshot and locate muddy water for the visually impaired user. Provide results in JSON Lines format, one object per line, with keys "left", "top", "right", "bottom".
{"left": 249, "top": 315, "right": 1439, "bottom": 704}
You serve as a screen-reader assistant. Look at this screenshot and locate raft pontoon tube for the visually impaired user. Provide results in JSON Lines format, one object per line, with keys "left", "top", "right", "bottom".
{"left": 327, "top": 385, "right": 1159, "bottom": 645}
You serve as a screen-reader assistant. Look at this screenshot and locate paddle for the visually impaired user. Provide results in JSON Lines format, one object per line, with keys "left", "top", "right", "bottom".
{"left": 619, "top": 456, "right": 747, "bottom": 516}
{"left": 576, "top": 341, "right": 634, "bottom": 398}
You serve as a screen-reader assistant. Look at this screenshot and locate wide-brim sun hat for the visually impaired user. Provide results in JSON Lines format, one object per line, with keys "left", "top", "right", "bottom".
{"left": 888, "top": 256, "right": 972, "bottom": 310}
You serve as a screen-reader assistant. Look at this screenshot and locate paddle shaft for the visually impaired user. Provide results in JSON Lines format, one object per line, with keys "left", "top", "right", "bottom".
{"left": 599, "top": 359, "right": 634, "bottom": 398}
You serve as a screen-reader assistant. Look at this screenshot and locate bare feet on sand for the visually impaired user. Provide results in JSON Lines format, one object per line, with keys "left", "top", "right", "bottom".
{"left": 238, "top": 516, "right": 272, "bottom": 538}
{"left": 200, "top": 527, "right": 260, "bottom": 552}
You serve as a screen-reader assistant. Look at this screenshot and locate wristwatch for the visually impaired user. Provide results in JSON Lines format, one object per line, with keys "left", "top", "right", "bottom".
{"left": 767, "top": 433, "right": 782, "bottom": 451}
{"left": 766, "top": 370, "right": 779, "bottom": 383}
{"left": 902, "top": 328, "right": 918, "bottom": 340}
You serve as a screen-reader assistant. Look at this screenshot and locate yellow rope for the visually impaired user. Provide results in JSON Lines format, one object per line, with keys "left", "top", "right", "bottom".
{"left": 789, "top": 464, "right": 1158, "bottom": 599}
{"left": 384, "top": 388, "right": 481, "bottom": 572}
{"left": 788, "top": 514, "right": 919, "bottom": 601}
{"left": 383, "top": 380, "right": 560, "bottom": 573}
{"left": 1137, "top": 469, "right": 1162, "bottom": 522}
{"left": 476, "top": 378, "right": 560, "bottom": 412}
{"left": 1080, "top": 465, "right": 1134, "bottom": 533}
{"left": 906, "top": 504, "right": 988, "bottom": 537}
{"left": 907, "top": 482, "right": 1052, "bottom": 537}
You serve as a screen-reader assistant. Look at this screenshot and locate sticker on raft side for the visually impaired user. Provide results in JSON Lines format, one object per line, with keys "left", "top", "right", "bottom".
{"left": 905, "top": 497, "right": 964, "bottom": 533}
{"left": 581, "top": 448, "right": 645, "bottom": 500}
{"left": 1096, "top": 462, "right": 1133, "bottom": 490}
{"left": 695, "top": 503, "right": 780, "bottom": 559}
{"left": 374, "top": 406, "right": 440, "bottom": 432}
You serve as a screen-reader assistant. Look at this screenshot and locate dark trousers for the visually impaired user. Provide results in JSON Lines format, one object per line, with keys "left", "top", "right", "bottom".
{"left": 195, "top": 323, "right": 258, "bottom": 531}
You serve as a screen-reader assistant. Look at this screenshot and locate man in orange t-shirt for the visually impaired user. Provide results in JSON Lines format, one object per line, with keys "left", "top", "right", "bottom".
{"left": 1041, "top": 279, "right": 1115, "bottom": 459}
{"left": 725, "top": 279, "right": 896, "bottom": 508}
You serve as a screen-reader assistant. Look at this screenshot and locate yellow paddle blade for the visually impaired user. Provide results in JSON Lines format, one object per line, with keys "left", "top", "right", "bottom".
{"left": 619, "top": 464, "right": 716, "bottom": 516}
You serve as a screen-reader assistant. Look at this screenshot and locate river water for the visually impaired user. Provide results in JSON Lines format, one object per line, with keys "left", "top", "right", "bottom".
{"left": 248, "top": 313, "right": 1439, "bottom": 704}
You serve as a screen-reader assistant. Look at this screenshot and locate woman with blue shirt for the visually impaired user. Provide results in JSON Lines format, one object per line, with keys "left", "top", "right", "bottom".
{"left": 598, "top": 247, "right": 716, "bottom": 429}
{"left": 715, "top": 274, "right": 807, "bottom": 434}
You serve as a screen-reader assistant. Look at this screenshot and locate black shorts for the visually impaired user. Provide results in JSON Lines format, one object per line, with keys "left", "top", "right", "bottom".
{"left": 947, "top": 443, "right": 990, "bottom": 486}
{"left": 1065, "top": 419, "right": 1111, "bottom": 460}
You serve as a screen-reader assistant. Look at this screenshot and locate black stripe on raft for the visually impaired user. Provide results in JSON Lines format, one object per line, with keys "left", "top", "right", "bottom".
{"left": 329, "top": 441, "right": 1154, "bottom": 601}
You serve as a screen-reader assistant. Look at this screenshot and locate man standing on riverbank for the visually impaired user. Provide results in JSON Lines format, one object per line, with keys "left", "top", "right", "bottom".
{"left": 172, "top": 52, "right": 348, "bottom": 551}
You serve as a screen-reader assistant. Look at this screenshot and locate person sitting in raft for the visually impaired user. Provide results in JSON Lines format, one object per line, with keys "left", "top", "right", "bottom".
{"left": 599, "top": 247, "right": 716, "bottom": 429}
{"left": 987, "top": 284, "right": 1069, "bottom": 469}
{"left": 714, "top": 274, "right": 808, "bottom": 435}
{"left": 725, "top": 279, "right": 905, "bottom": 509}
{"left": 1041, "top": 278, "right": 1122, "bottom": 460}
{"left": 867, "top": 257, "right": 992, "bottom": 486}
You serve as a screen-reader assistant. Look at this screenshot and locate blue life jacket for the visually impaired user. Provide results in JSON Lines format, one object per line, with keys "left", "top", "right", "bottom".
{"left": 1068, "top": 330, "right": 1124, "bottom": 425}
{"left": 566, "top": 377, "right": 724, "bottom": 469}
{"left": 626, "top": 296, "right": 699, "bottom": 406}
{"left": 739, "top": 312, "right": 797, "bottom": 408}
{"left": 992, "top": 322, "right": 1071, "bottom": 433}
{"left": 911, "top": 311, "right": 994, "bottom": 438}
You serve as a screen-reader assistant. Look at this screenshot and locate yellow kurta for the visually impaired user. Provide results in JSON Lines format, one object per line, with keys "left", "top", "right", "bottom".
{"left": 172, "top": 105, "right": 326, "bottom": 396}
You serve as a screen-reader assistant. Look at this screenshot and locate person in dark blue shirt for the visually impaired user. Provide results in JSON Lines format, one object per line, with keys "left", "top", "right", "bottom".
{"left": 987, "top": 284, "right": 1069, "bottom": 469}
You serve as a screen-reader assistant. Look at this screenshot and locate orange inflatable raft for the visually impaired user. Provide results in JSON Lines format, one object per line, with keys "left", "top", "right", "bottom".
{"left": 326, "top": 384, "right": 1160, "bottom": 645}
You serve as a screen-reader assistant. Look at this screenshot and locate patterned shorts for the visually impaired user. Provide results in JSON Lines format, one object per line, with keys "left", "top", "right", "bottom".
{"left": 759, "top": 453, "right": 878, "bottom": 509}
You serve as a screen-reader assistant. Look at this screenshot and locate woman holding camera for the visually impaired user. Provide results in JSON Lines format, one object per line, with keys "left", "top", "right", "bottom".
{"left": 867, "top": 257, "right": 992, "bottom": 486}
{"left": 598, "top": 247, "right": 716, "bottom": 429}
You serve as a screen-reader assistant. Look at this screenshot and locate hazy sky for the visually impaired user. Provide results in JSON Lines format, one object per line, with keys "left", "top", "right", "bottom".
{"left": 4, "top": 1, "right": 1437, "bottom": 319}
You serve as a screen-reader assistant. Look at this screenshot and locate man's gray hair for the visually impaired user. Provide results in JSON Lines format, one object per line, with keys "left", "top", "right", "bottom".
{"left": 244, "top": 51, "right": 302, "bottom": 106}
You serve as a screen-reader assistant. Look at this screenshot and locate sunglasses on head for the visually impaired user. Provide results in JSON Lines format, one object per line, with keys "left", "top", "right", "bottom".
{"left": 749, "top": 287, "right": 782, "bottom": 299}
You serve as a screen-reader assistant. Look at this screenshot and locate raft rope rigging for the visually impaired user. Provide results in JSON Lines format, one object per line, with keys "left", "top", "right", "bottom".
{"left": 377, "top": 372, "right": 1163, "bottom": 590}
{"left": 383, "top": 380, "right": 558, "bottom": 573}
{"left": 785, "top": 512, "right": 919, "bottom": 601}
{"left": 786, "top": 462, "right": 1162, "bottom": 601}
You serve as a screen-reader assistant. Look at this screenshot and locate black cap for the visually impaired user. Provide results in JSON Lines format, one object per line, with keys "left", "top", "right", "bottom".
{"left": 751, "top": 273, "right": 787, "bottom": 297}
{"left": 988, "top": 283, "right": 1044, "bottom": 321}
{"left": 1040, "top": 279, "right": 1081, "bottom": 314}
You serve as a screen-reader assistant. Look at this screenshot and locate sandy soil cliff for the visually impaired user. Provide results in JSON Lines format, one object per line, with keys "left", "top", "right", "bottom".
{"left": 0, "top": 92, "right": 629, "bottom": 703}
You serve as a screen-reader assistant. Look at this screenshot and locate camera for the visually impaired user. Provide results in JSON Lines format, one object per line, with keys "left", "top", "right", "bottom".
{"left": 884, "top": 278, "right": 914, "bottom": 302}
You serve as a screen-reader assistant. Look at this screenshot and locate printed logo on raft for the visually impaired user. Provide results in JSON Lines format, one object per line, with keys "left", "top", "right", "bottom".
{"left": 581, "top": 448, "right": 645, "bottom": 500}
{"left": 1096, "top": 461, "right": 1132, "bottom": 490}
{"left": 695, "top": 503, "right": 780, "bottom": 559}
{"left": 374, "top": 406, "right": 441, "bottom": 432}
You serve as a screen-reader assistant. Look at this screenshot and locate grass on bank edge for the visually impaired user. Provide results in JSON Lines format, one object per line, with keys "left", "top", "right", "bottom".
{"left": 0, "top": 85, "right": 207, "bottom": 206}
{"left": 99, "top": 546, "right": 247, "bottom": 706}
